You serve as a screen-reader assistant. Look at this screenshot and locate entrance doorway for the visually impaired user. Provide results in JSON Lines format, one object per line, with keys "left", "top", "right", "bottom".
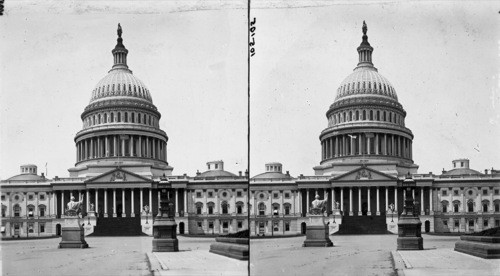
{"left": 179, "top": 222, "right": 185, "bottom": 234}
{"left": 425, "top": 220, "right": 430, "bottom": 233}
{"left": 56, "top": 224, "right": 62, "bottom": 236}
{"left": 362, "top": 202, "right": 368, "bottom": 216}
{"left": 301, "top": 222, "right": 307, "bottom": 234}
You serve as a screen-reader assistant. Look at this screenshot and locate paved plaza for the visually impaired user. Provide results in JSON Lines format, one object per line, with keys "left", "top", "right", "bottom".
{"left": 1, "top": 236, "right": 247, "bottom": 276}
{"left": 250, "top": 234, "right": 500, "bottom": 276}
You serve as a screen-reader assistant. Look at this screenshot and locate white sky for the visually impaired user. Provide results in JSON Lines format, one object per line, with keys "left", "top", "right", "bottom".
{"left": 0, "top": 3, "right": 248, "bottom": 179}
{"left": 250, "top": 1, "right": 500, "bottom": 176}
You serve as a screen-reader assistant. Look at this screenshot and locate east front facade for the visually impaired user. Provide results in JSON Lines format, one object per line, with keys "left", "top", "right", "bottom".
{"left": 0, "top": 25, "right": 248, "bottom": 238}
{"left": 249, "top": 23, "right": 500, "bottom": 237}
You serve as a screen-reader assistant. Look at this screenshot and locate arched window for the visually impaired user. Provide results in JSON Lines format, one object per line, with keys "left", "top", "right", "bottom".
{"left": 143, "top": 114, "right": 147, "bottom": 125}
{"left": 363, "top": 110, "right": 366, "bottom": 120}
{"left": 221, "top": 201, "right": 229, "bottom": 214}
{"left": 495, "top": 200, "right": 500, "bottom": 212}
{"left": 284, "top": 203, "right": 291, "bottom": 215}
{"left": 1, "top": 204, "right": 6, "bottom": 217}
{"left": 258, "top": 202, "right": 266, "bottom": 215}
{"left": 149, "top": 116, "right": 152, "bottom": 125}
{"left": 453, "top": 201, "right": 460, "bottom": 213}
{"left": 355, "top": 110, "right": 359, "bottom": 120}
{"left": 195, "top": 202, "right": 203, "bottom": 215}
{"left": 131, "top": 113, "right": 135, "bottom": 123}
{"left": 272, "top": 203, "right": 280, "bottom": 216}
{"left": 441, "top": 201, "right": 448, "bottom": 213}
{"left": 13, "top": 204, "right": 21, "bottom": 217}
{"left": 369, "top": 110, "right": 373, "bottom": 120}
{"left": 236, "top": 201, "right": 244, "bottom": 214}
{"left": 104, "top": 113, "right": 108, "bottom": 123}
{"left": 349, "top": 111, "right": 352, "bottom": 121}
{"left": 207, "top": 202, "right": 214, "bottom": 215}
{"left": 483, "top": 202, "right": 489, "bottom": 213}
{"left": 124, "top": 112, "right": 128, "bottom": 123}
{"left": 39, "top": 205, "right": 46, "bottom": 217}
{"left": 27, "top": 204, "right": 35, "bottom": 217}
{"left": 98, "top": 114, "right": 101, "bottom": 124}
{"left": 383, "top": 111, "right": 386, "bottom": 121}
{"left": 467, "top": 200, "right": 474, "bottom": 212}
{"left": 117, "top": 112, "right": 121, "bottom": 122}
{"left": 376, "top": 110, "right": 380, "bottom": 121}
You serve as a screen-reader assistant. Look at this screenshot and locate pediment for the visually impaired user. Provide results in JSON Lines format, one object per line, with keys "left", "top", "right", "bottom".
{"left": 85, "top": 168, "right": 151, "bottom": 184}
{"left": 331, "top": 166, "right": 397, "bottom": 182}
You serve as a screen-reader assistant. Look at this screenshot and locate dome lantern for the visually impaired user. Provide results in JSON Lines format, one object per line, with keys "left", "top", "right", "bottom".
{"left": 111, "top": 23, "right": 130, "bottom": 72}
{"left": 356, "top": 21, "right": 375, "bottom": 70}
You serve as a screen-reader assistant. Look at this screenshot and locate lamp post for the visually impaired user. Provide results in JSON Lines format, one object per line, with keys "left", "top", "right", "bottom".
{"left": 152, "top": 179, "right": 179, "bottom": 252}
{"left": 396, "top": 174, "right": 423, "bottom": 250}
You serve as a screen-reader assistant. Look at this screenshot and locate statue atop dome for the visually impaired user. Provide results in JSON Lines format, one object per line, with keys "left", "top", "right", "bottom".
{"left": 362, "top": 21, "right": 367, "bottom": 35}
{"left": 117, "top": 23, "right": 122, "bottom": 38}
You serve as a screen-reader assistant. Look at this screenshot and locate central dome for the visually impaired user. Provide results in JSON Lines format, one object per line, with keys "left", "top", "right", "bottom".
{"left": 335, "top": 68, "right": 398, "bottom": 102}
{"left": 90, "top": 70, "right": 152, "bottom": 104}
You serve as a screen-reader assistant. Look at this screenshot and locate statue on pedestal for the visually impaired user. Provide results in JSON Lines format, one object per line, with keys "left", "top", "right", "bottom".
{"left": 59, "top": 193, "right": 88, "bottom": 249}
{"left": 303, "top": 193, "right": 333, "bottom": 247}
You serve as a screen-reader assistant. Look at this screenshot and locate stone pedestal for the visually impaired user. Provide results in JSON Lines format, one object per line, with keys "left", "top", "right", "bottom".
{"left": 397, "top": 213, "right": 423, "bottom": 250}
{"left": 303, "top": 214, "right": 333, "bottom": 247}
{"left": 59, "top": 216, "right": 89, "bottom": 249}
{"left": 152, "top": 217, "right": 179, "bottom": 252}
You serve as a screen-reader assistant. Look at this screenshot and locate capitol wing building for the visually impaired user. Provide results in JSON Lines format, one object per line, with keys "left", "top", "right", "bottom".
{"left": 249, "top": 23, "right": 500, "bottom": 236}
{"left": 0, "top": 26, "right": 248, "bottom": 238}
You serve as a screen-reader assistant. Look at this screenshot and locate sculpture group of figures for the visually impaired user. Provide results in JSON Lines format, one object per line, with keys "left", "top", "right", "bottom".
{"left": 65, "top": 194, "right": 85, "bottom": 216}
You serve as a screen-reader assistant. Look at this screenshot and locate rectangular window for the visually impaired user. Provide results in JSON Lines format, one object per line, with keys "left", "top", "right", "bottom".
{"left": 443, "top": 220, "right": 448, "bottom": 226}
{"left": 496, "top": 220, "right": 500, "bottom": 227}
{"left": 442, "top": 190, "right": 447, "bottom": 196}
{"left": 483, "top": 190, "right": 488, "bottom": 195}
{"left": 1, "top": 195, "right": 5, "bottom": 201}
{"left": 454, "top": 221, "right": 459, "bottom": 228}
{"left": 468, "top": 220, "right": 474, "bottom": 227}
{"left": 237, "top": 205, "right": 242, "bottom": 214}
{"left": 40, "top": 223, "right": 45, "bottom": 233}
{"left": 208, "top": 222, "right": 213, "bottom": 229}
{"left": 215, "top": 164, "right": 218, "bottom": 169}
{"left": 237, "top": 221, "right": 243, "bottom": 229}
{"left": 197, "top": 221, "right": 202, "bottom": 229}
{"left": 237, "top": 191, "right": 242, "bottom": 197}
{"left": 495, "top": 190, "right": 499, "bottom": 195}
{"left": 208, "top": 192, "right": 213, "bottom": 198}
{"left": 284, "top": 193, "right": 290, "bottom": 199}
{"left": 196, "top": 192, "right": 202, "bottom": 198}
{"left": 273, "top": 193, "right": 279, "bottom": 199}
{"left": 39, "top": 194, "right": 45, "bottom": 200}
{"left": 28, "top": 194, "right": 34, "bottom": 200}
{"left": 273, "top": 221, "right": 279, "bottom": 231}
{"left": 285, "top": 221, "right": 290, "bottom": 231}
{"left": 484, "top": 220, "right": 489, "bottom": 227}
{"left": 453, "top": 190, "right": 459, "bottom": 196}
{"left": 28, "top": 223, "right": 34, "bottom": 233}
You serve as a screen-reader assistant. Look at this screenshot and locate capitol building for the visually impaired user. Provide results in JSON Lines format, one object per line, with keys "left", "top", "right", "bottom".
{"left": 1, "top": 22, "right": 498, "bottom": 239}
{"left": 0, "top": 25, "right": 248, "bottom": 238}
{"left": 249, "top": 23, "right": 500, "bottom": 236}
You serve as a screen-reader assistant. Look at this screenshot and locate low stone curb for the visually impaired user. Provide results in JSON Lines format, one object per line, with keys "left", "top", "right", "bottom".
{"left": 391, "top": 250, "right": 408, "bottom": 276}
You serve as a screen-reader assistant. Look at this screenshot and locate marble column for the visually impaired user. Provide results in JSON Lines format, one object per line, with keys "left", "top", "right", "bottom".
{"left": 340, "top": 188, "right": 343, "bottom": 212}
{"left": 105, "top": 136, "right": 109, "bottom": 157}
{"left": 140, "top": 188, "right": 144, "bottom": 214}
{"left": 61, "top": 191, "right": 65, "bottom": 216}
{"left": 385, "top": 187, "right": 388, "bottom": 214}
{"left": 184, "top": 189, "right": 187, "bottom": 215}
{"left": 122, "top": 189, "right": 126, "bottom": 217}
{"left": 175, "top": 189, "right": 179, "bottom": 215}
{"left": 138, "top": 136, "right": 142, "bottom": 157}
{"left": 349, "top": 187, "right": 353, "bottom": 216}
{"left": 375, "top": 134, "right": 379, "bottom": 155}
{"left": 149, "top": 189, "right": 153, "bottom": 213}
{"left": 429, "top": 188, "right": 433, "bottom": 214}
{"left": 95, "top": 189, "right": 99, "bottom": 214}
{"left": 306, "top": 189, "right": 310, "bottom": 213}
{"left": 86, "top": 190, "right": 89, "bottom": 213}
{"left": 376, "top": 187, "right": 380, "bottom": 215}
{"left": 131, "top": 189, "right": 135, "bottom": 217}
{"left": 421, "top": 187, "right": 425, "bottom": 215}
{"left": 394, "top": 188, "right": 398, "bottom": 212}
{"left": 104, "top": 189, "right": 108, "bottom": 217}
{"left": 113, "top": 189, "right": 117, "bottom": 217}
{"left": 358, "top": 187, "right": 362, "bottom": 216}
{"left": 113, "top": 136, "right": 117, "bottom": 156}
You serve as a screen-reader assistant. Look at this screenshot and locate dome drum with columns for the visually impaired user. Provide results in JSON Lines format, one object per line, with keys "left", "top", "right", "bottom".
{"left": 315, "top": 22, "right": 418, "bottom": 176}
{"left": 69, "top": 24, "right": 172, "bottom": 178}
